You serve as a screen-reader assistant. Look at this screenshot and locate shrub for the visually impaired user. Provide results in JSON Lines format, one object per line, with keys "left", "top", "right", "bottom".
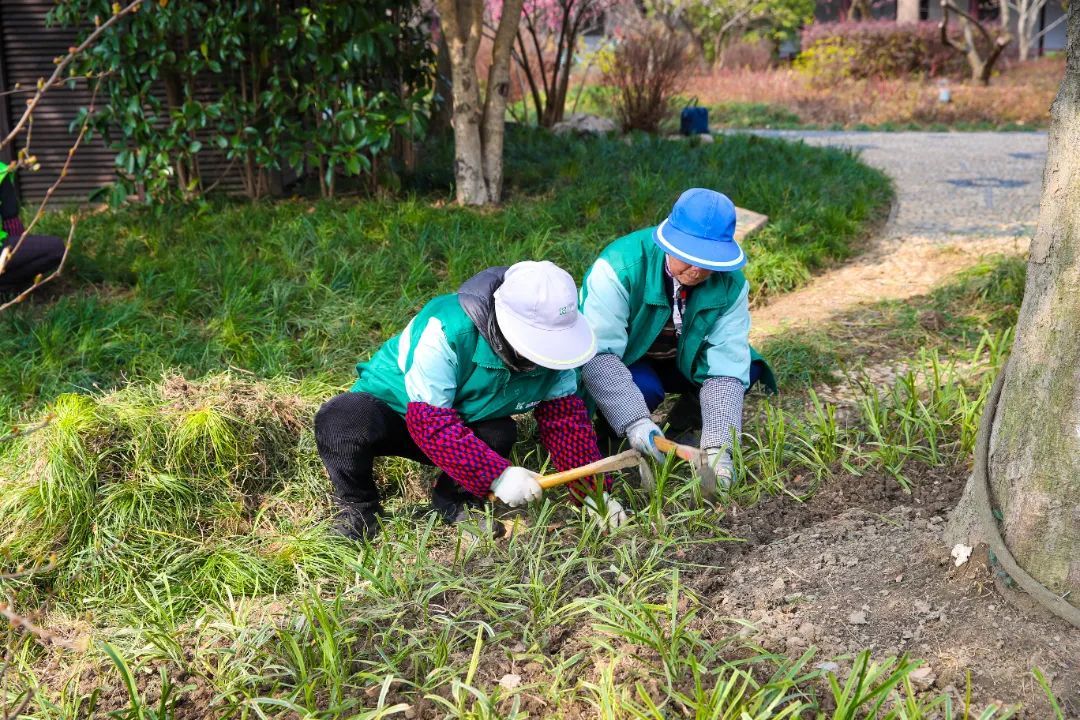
{"left": 797, "top": 21, "right": 970, "bottom": 82}
{"left": 50, "top": 1, "right": 434, "bottom": 202}
{"left": 719, "top": 39, "right": 777, "bottom": 71}
{"left": 604, "top": 23, "right": 691, "bottom": 133}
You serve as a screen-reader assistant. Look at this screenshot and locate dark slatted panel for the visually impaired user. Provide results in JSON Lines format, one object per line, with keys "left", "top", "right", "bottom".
{"left": 1, "top": 0, "right": 244, "bottom": 202}
{"left": 1, "top": 0, "right": 115, "bottom": 201}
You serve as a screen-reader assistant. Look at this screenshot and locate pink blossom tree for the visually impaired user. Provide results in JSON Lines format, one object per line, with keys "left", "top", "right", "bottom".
{"left": 488, "top": 0, "right": 618, "bottom": 127}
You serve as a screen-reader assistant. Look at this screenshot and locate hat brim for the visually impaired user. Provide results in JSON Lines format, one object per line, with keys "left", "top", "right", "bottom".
{"left": 653, "top": 219, "right": 746, "bottom": 271}
{"left": 494, "top": 305, "right": 598, "bottom": 371}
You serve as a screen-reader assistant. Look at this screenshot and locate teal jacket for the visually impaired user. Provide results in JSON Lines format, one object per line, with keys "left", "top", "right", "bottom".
{"left": 580, "top": 228, "right": 775, "bottom": 390}
{"left": 353, "top": 294, "right": 577, "bottom": 422}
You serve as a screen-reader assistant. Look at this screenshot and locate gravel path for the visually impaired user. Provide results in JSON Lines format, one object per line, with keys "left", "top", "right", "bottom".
{"left": 734, "top": 131, "right": 1048, "bottom": 339}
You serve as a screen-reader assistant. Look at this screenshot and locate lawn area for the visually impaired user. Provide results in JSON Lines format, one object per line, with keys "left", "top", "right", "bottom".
{"left": 0, "top": 127, "right": 891, "bottom": 422}
{"left": 7, "top": 128, "right": 1069, "bottom": 717}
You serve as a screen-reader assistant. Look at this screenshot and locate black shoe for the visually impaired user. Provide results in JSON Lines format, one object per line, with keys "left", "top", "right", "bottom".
{"left": 333, "top": 502, "right": 383, "bottom": 541}
{"left": 428, "top": 482, "right": 506, "bottom": 539}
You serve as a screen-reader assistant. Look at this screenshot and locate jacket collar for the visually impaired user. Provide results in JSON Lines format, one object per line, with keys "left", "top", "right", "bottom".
{"left": 457, "top": 267, "right": 537, "bottom": 373}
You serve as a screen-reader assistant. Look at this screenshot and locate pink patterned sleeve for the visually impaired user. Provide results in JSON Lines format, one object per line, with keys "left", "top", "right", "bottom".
{"left": 405, "top": 402, "right": 511, "bottom": 497}
{"left": 2, "top": 217, "right": 24, "bottom": 239}
{"left": 534, "top": 395, "right": 611, "bottom": 503}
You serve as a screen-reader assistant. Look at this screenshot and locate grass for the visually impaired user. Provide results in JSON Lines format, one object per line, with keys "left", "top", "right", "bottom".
{"left": 0, "top": 252, "right": 1059, "bottom": 717}
{"left": 758, "top": 254, "right": 1027, "bottom": 390}
{"left": 1, "top": 126, "right": 890, "bottom": 423}
{"left": 0, "top": 124, "right": 1061, "bottom": 715}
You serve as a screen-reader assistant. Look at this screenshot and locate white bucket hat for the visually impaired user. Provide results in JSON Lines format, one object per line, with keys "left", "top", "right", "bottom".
{"left": 493, "top": 260, "right": 597, "bottom": 370}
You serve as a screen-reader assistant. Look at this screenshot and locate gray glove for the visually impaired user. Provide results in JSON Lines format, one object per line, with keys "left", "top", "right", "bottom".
{"left": 626, "top": 417, "right": 666, "bottom": 462}
{"left": 704, "top": 447, "right": 735, "bottom": 489}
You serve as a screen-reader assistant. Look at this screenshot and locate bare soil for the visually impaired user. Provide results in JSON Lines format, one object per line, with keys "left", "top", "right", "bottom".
{"left": 667, "top": 459, "right": 1079, "bottom": 718}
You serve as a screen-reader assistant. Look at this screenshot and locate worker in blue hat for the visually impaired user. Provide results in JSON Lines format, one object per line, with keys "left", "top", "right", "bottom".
{"left": 579, "top": 188, "right": 775, "bottom": 488}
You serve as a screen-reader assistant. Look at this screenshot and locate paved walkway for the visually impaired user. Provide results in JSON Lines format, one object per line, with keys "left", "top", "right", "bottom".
{"left": 734, "top": 131, "right": 1048, "bottom": 339}
{"left": 748, "top": 130, "right": 1047, "bottom": 241}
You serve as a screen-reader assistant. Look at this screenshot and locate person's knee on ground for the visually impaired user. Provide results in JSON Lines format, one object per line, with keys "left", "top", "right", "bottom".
{"left": 628, "top": 361, "right": 666, "bottom": 411}
{"left": 0, "top": 234, "right": 66, "bottom": 296}
{"left": 0, "top": 173, "right": 65, "bottom": 297}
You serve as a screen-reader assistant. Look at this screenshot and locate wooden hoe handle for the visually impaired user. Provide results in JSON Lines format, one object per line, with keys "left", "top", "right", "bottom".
{"left": 653, "top": 437, "right": 702, "bottom": 463}
{"left": 486, "top": 448, "right": 642, "bottom": 501}
{"left": 536, "top": 449, "right": 642, "bottom": 489}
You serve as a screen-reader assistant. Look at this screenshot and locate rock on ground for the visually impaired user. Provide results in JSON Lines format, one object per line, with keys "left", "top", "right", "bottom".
{"left": 551, "top": 113, "right": 617, "bottom": 136}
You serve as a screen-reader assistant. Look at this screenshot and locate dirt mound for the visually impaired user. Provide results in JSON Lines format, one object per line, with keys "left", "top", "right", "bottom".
{"left": 667, "top": 460, "right": 1080, "bottom": 717}
{"left": 723, "top": 463, "right": 968, "bottom": 551}
{"left": 706, "top": 505, "right": 1080, "bottom": 717}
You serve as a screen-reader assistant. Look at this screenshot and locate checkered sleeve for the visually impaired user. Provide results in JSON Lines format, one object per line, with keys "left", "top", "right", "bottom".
{"left": 405, "top": 402, "right": 511, "bottom": 497}
{"left": 534, "top": 394, "right": 611, "bottom": 503}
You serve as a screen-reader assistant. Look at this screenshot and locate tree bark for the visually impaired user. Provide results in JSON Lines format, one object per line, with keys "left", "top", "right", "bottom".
{"left": 437, "top": 0, "right": 489, "bottom": 205}
{"left": 482, "top": 0, "right": 525, "bottom": 203}
{"left": 948, "top": 0, "right": 1080, "bottom": 611}
{"left": 898, "top": 0, "right": 921, "bottom": 23}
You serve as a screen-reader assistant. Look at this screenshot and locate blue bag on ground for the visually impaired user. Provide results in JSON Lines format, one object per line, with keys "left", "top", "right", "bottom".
{"left": 680, "top": 106, "right": 709, "bottom": 135}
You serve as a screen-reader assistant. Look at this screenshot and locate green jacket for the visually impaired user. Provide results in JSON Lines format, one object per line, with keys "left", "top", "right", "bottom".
{"left": 580, "top": 228, "right": 775, "bottom": 390}
{"left": 352, "top": 294, "right": 577, "bottom": 422}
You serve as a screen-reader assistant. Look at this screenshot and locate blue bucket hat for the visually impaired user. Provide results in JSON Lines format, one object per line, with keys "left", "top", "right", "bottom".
{"left": 653, "top": 188, "right": 745, "bottom": 271}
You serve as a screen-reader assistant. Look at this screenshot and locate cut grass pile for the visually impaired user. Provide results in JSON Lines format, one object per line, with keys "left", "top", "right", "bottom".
{"left": 0, "top": 126, "right": 890, "bottom": 422}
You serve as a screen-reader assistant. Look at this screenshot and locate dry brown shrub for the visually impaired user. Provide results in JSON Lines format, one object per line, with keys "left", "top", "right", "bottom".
{"left": 683, "top": 56, "right": 1063, "bottom": 127}
{"left": 604, "top": 23, "right": 692, "bottom": 133}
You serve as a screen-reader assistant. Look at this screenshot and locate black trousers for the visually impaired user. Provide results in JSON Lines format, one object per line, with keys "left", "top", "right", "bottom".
{"left": 314, "top": 391, "right": 517, "bottom": 511}
{"left": 0, "top": 234, "right": 65, "bottom": 295}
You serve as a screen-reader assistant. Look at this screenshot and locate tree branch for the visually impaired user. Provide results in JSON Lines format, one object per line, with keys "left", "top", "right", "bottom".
{"left": 1031, "top": 10, "right": 1068, "bottom": 40}
{"left": 942, "top": 0, "right": 997, "bottom": 44}
{"left": 940, "top": 6, "right": 968, "bottom": 52}
{"left": 0, "top": 0, "right": 142, "bottom": 153}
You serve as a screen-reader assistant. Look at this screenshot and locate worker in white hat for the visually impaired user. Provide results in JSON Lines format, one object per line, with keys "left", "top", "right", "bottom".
{"left": 315, "top": 261, "right": 627, "bottom": 540}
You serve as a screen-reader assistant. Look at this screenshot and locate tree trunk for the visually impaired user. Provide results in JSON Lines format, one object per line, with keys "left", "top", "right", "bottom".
{"left": 437, "top": 0, "right": 489, "bottom": 205}
{"left": 948, "top": 0, "right": 1080, "bottom": 611}
{"left": 432, "top": 34, "right": 454, "bottom": 134}
{"left": 437, "top": 0, "right": 523, "bottom": 205}
{"left": 848, "top": 0, "right": 873, "bottom": 21}
{"left": 481, "top": 0, "right": 524, "bottom": 203}
{"left": 898, "top": 0, "right": 921, "bottom": 23}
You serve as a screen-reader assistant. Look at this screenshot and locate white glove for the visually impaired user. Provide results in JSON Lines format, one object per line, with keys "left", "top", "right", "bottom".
{"left": 704, "top": 447, "right": 735, "bottom": 489}
{"left": 584, "top": 493, "right": 629, "bottom": 530}
{"left": 490, "top": 466, "right": 543, "bottom": 507}
{"left": 625, "top": 418, "right": 665, "bottom": 462}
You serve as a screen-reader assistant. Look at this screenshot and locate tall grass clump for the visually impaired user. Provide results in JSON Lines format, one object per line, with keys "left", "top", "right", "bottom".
{"left": 738, "top": 329, "right": 1011, "bottom": 495}
{"left": 0, "top": 374, "right": 351, "bottom": 619}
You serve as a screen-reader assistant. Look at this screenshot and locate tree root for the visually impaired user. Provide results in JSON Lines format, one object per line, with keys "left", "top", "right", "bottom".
{"left": 971, "top": 360, "right": 1080, "bottom": 628}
